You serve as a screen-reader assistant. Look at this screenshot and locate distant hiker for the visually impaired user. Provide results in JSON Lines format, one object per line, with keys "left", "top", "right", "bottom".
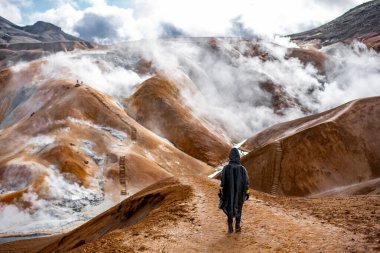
{"left": 219, "top": 148, "right": 249, "bottom": 233}
{"left": 75, "top": 80, "right": 80, "bottom": 87}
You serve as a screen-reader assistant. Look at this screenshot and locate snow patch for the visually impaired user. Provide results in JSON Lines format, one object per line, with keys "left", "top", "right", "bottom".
{"left": 26, "top": 135, "right": 56, "bottom": 154}
{"left": 81, "top": 140, "right": 105, "bottom": 168}
{"left": 68, "top": 117, "right": 127, "bottom": 140}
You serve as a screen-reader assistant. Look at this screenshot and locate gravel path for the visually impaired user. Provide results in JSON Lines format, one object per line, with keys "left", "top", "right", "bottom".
{"left": 69, "top": 176, "right": 378, "bottom": 252}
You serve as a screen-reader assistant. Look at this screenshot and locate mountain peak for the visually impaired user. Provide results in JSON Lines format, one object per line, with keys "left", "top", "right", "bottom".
{"left": 23, "top": 21, "right": 62, "bottom": 34}
{"left": 289, "top": 0, "right": 380, "bottom": 46}
{"left": 0, "top": 15, "right": 87, "bottom": 44}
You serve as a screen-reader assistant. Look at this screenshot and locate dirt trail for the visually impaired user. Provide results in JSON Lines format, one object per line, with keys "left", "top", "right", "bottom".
{"left": 67, "top": 175, "right": 378, "bottom": 253}
{"left": 163, "top": 177, "right": 366, "bottom": 252}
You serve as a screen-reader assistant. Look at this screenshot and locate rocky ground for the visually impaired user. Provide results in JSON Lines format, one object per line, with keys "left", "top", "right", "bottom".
{"left": 289, "top": 0, "right": 380, "bottom": 51}
{"left": 3, "top": 175, "right": 378, "bottom": 253}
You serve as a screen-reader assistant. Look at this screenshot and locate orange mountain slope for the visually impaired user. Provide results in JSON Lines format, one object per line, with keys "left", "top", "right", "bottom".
{"left": 242, "top": 96, "right": 380, "bottom": 196}
{"left": 0, "top": 64, "right": 212, "bottom": 210}
{"left": 124, "top": 75, "right": 230, "bottom": 166}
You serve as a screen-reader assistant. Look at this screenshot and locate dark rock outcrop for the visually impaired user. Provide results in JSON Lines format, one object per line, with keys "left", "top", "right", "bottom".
{"left": 0, "top": 16, "right": 95, "bottom": 67}
{"left": 0, "top": 17, "right": 85, "bottom": 44}
{"left": 289, "top": 0, "right": 380, "bottom": 51}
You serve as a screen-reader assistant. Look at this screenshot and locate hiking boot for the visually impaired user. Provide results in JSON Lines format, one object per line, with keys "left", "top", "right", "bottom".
{"left": 228, "top": 223, "right": 233, "bottom": 234}
{"left": 235, "top": 221, "right": 241, "bottom": 233}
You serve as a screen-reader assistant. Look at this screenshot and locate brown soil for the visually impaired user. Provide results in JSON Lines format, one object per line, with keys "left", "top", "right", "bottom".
{"left": 259, "top": 80, "right": 310, "bottom": 115}
{"left": 358, "top": 33, "right": 380, "bottom": 52}
{"left": 242, "top": 97, "right": 380, "bottom": 196}
{"left": 41, "top": 145, "right": 92, "bottom": 187}
{"left": 124, "top": 75, "right": 230, "bottom": 166}
{"left": 0, "top": 70, "right": 212, "bottom": 207}
{"left": 286, "top": 48, "right": 326, "bottom": 73}
{"left": 0, "top": 234, "right": 63, "bottom": 253}
{"left": 0, "top": 68, "right": 11, "bottom": 88}
{"left": 6, "top": 176, "right": 378, "bottom": 252}
{"left": 259, "top": 194, "right": 380, "bottom": 249}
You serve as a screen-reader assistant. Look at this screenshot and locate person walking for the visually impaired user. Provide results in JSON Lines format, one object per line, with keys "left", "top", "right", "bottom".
{"left": 219, "top": 148, "right": 250, "bottom": 233}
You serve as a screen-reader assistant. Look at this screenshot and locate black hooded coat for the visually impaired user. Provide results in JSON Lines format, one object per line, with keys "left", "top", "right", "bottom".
{"left": 220, "top": 148, "right": 249, "bottom": 217}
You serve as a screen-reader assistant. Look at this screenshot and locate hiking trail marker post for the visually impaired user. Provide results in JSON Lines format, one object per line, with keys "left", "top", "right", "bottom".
{"left": 119, "top": 156, "right": 127, "bottom": 195}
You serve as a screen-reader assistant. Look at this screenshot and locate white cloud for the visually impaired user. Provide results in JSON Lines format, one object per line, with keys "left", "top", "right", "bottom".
{"left": 24, "top": 0, "right": 369, "bottom": 43}
{"left": 132, "top": 0, "right": 369, "bottom": 37}
{"left": 84, "top": 0, "right": 107, "bottom": 6}
{"left": 10, "top": 0, "right": 33, "bottom": 7}
{"left": 0, "top": 0, "right": 23, "bottom": 24}
{"left": 29, "top": 3, "right": 83, "bottom": 36}
{"left": 28, "top": 1, "right": 139, "bottom": 43}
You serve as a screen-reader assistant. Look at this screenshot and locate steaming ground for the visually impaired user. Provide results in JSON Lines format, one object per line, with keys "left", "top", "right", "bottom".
{"left": 1, "top": 36, "right": 380, "bottom": 235}
{"left": 14, "top": 37, "right": 380, "bottom": 140}
{"left": 0, "top": 148, "right": 120, "bottom": 234}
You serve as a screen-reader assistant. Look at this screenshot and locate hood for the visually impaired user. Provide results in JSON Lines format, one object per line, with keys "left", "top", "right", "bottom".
{"left": 228, "top": 148, "right": 240, "bottom": 163}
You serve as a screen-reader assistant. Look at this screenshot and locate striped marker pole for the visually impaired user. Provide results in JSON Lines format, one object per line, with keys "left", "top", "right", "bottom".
{"left": 119, "top": 156, "right": 127, "bottom": 195}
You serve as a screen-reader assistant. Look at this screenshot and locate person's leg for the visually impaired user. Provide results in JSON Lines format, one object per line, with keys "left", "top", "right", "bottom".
{"left": 235, "top": 208, "right": 242, "bottom": 232}
{"left": 227, "top": 214, "right": 233, "bottom": 233}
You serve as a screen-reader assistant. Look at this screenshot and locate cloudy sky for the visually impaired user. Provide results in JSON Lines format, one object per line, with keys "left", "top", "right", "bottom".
{"left": 0, "top": 0, "right": 369, "bottom": 43}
